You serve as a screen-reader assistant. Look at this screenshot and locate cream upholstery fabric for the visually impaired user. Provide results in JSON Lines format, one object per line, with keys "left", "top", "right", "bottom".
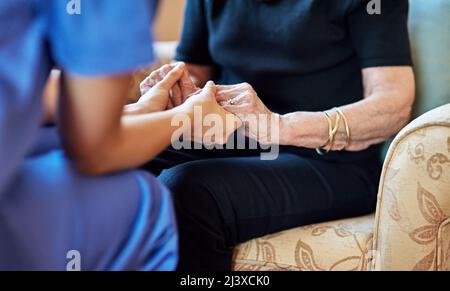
{"left": 372, "top": 104, "right": 450, "bottom": 271}
{"left": 233, "top": 214, "right": 375, "bottom": 271}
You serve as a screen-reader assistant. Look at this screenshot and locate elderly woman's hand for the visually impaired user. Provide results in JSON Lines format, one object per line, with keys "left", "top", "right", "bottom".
{"left": 140, "top": 62, "right": 199, "bottom": 109}
{"left": 217, "top": 83, "right": 280, "bottom": 145}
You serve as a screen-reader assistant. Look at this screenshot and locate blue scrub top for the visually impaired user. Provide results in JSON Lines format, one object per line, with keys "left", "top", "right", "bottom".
{"left": 0, "top": 0, "right": 156, "bottom": 197}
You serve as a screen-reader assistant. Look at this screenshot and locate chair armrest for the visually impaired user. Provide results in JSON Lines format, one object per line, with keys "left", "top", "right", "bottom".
{"left": 372, "top": 104, "right": 450, "bottom": 270}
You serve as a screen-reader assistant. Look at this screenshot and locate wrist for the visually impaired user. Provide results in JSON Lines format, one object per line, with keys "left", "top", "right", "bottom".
{"left": 124, "top": 102, "right": 149, "bottom": 116}
{"left": 170, "top": 102, "right": 195, "bottom": 121}
{"left": 279, "top": 113, "right": 308, "bottom": 146}
{"left": 279, "top": 112, "right": 329, "bottom": 148}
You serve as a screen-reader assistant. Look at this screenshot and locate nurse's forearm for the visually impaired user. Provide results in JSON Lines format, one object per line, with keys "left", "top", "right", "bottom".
{"left": 61, "top": 67, "right": 191, "bottom": 176}
{"left": 279, "top": 67, "right": 415, "bottom": 151}
{"left": 71, "top": 108, "right": 188, "bottom": 175}
{"left": 123, "top": 100, "right": 163, "bottom": 115}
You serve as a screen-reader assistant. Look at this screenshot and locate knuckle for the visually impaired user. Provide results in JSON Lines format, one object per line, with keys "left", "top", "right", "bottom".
{"left": 149, "top": 71, "right": 158, "bottom": 79}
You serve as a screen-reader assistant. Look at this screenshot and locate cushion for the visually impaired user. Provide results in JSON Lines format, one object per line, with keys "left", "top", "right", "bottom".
{"left": 233, "top": 214, "right": 375, "bottom": 271}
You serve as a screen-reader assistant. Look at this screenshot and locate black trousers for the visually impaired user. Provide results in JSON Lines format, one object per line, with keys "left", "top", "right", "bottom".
{"left": 145, "top": 145, "right": 382, "bottom": 271}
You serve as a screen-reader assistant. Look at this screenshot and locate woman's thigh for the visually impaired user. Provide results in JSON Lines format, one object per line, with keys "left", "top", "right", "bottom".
{"left": 160, "top": 153, "right": 380, "bottom": 246}
{"left": 0, "top": 150, "right": 177, "bottom": 270}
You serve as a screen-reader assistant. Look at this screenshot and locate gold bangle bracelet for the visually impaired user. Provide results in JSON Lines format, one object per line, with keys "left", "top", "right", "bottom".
{"left": 330, "top": 110, "right": 341, "bottom": 144}
{"left": 325, "top": 110, "right": 340, "bottom": 153}
{"left": 316, "top": 111, "right": 333, "bottom": 155}
{"left": 334, "top": 107, "right": 351, "bottom": 150}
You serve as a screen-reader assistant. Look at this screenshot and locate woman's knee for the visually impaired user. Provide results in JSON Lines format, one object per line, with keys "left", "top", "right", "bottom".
{"left": 159, "top": 163, "right": 216, "bottom": 206}
{"left": 158, "top": 163, "right": 232, "bottom": 259}
{"left": 158, "top": 163, "right": 225, "bottom": 228}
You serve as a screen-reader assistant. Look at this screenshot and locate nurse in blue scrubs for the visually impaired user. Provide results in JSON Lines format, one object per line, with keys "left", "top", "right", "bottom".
{"left": 0, "top": 0, "right": 230, "bottom": 270}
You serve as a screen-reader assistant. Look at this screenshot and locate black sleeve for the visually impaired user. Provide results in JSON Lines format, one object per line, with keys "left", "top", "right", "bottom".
{"left": 348, "top": 0, "right": 412, "bottom": 68}
{"left": 175, "top": 0, "right": 214, "bottom": 65}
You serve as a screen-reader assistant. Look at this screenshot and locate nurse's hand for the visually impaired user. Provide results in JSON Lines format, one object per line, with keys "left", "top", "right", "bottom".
{"left": 140, "top": 62, "right": 199, "bottom": 108}
{"left": 125, "top": 63, "right": 186, "bottom": 114}
{"left": 179, "top": 81, "right": 242, "bottom": 145}
{"left": 217, "top": 83, "right": 280, "bottom": 145}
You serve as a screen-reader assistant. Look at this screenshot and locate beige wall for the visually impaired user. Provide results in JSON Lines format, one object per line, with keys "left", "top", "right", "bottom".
{"left": 154, "top": 0, "right": 185, "bottom": 41}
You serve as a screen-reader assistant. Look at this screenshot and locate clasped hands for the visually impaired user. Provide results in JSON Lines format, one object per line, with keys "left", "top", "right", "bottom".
{"left": 138, "top": 62, "right": 279, "bottom": 145}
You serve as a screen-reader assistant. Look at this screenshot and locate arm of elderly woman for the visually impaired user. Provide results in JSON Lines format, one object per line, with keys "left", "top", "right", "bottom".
{"left": 219, "top": 66, "right": 415, "bottom": 151}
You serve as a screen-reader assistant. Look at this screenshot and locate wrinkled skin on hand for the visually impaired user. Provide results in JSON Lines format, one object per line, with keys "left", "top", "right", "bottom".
{"left": 216, "top": 83, "right": 279, "bottom": 145}
{"left": 140, "top": 62, "right": 199, "bottom": 109}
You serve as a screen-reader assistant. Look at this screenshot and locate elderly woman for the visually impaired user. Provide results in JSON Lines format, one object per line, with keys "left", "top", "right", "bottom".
{"left": 142, "top": 0, "right": 415, "bottom": 270}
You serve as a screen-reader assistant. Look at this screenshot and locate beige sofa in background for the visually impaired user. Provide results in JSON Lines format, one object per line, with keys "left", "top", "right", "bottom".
{"left": 149, "top": 0, "right": 450, "bottom": 271}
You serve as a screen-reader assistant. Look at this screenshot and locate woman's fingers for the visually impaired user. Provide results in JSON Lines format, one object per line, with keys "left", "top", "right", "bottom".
{"left": 179, "top": 68, "right": 199, "bottom": 101}
{"left": 160, "top": 64, "right": 172, "bottom": 74}
{"left": 216, "top": 83, "right": 251, "bottom": 102}
{"left": 215, "top": 92, "right": 233, "bottom": 102}
{"left": 216, "top": 83, "right": 248, "bottom": 91}
{"left": 167, "top": 98, "right": 174, "bottom": 110}
{"left": 140, "top": 63, "right": 179, "bottom": 95}
{"left": 210, "top": 83, "right": 243, "bottom": 144}
{"left": 170, "top": 83, "right": 183, "bottom": 107}
{"left": 215, "top": 84, "right": 237, "bottom": 91}
{"left": 155, "top": 63, "right": 184, "bottom": 91}
{"left": 140, "top": 73, "right": 156, "bottom": 95}
{"left": 139, "top": 80, "right": 151, "bottom": 95}
{"left": 149, "top": 71, "right": 161, "bottom": 84}
{"left": 140, "top": 68, "right": 163, "bottom": 93}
